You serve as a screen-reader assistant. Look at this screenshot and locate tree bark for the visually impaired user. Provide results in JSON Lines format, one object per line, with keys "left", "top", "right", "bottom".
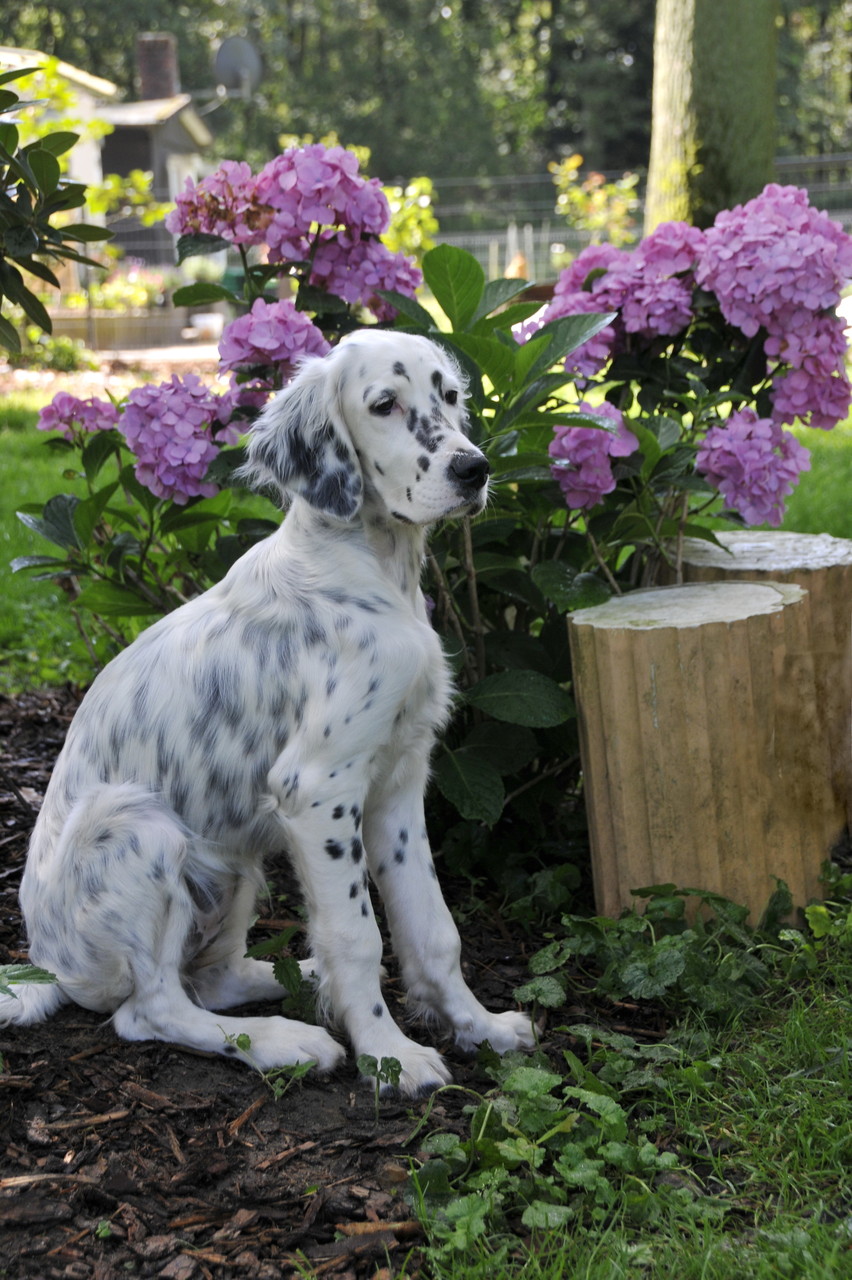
{"left": 644, "top": 0, "right": 778, "bottom": 230}
{"left": 568, "top": 582, "right": 843, "bottom": 920}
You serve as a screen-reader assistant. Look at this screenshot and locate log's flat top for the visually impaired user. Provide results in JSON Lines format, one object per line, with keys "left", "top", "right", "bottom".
{"left": 569, "top": 581, "right": 805, "bottom": 630}
{"left": 680, "top": 530, "right": 852, "bottom": 570}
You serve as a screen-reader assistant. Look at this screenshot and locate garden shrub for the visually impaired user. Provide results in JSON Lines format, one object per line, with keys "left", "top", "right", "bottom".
{"left": 13, "top": 141, "right": 852, "bottom": 890}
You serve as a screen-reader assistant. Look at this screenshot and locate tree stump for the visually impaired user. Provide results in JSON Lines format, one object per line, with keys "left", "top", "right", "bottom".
{"left": 567, "top": 582, "right": 845, "bottom": 920}
{"left": 670, "top": 531, "right": 852, "bottom": 829}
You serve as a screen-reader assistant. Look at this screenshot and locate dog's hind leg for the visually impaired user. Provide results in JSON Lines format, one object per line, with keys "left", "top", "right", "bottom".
{"left": 23, "top": 785, "right": 344, "bottom": 1073}
{"left": 188, "top": 876, "right": 319, "bottom": 1010}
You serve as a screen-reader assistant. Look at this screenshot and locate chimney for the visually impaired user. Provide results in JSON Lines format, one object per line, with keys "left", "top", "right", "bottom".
{"left": 136, "top": 32, "right": 181, "bottom": 99}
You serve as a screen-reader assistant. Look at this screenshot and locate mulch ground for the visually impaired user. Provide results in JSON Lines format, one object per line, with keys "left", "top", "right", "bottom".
{"left": 0, "top": 694, "right": 665, "bottom": 1280}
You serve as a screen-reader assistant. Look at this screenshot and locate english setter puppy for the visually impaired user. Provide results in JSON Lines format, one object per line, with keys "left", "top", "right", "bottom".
{"left": 1, "top": 330, "right": 533, "bottom": 1094}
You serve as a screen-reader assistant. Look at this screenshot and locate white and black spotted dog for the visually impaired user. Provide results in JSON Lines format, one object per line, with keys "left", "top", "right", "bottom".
{"left": 1, "top": 330, "right": 534, "bottom": 1094}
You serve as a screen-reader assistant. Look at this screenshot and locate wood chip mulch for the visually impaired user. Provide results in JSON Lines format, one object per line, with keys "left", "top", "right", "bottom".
{"left": 0, "top": 688, "right": 666, "bottom": 1279}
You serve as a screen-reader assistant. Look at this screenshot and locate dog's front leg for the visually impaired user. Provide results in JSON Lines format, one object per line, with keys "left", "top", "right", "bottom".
{"left": 364, "top": 772, "right": 536, "bottom": 1056}
{"left": 277, "top": 778, "right": 452, "bottom": 1095}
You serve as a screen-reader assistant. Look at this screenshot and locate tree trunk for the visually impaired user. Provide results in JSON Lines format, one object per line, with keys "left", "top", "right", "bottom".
{"left": 644, "top": 0, "right": 777, "bottom": 231}
{"left": 568, "top": 582, "right": 843, "bottom": 920}
{"left": 671, "top": 531, "right": 852, "bottom": 830}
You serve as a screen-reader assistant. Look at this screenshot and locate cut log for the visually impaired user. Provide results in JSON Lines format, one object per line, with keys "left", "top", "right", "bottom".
{"left": 670, "top": 531, "right": 852, "bottom": 828}
{"left": 567, "top": 582, "right": 845, "bottom": 920}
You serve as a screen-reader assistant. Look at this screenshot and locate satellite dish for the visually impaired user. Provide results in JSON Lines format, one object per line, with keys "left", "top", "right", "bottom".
{"left": 214, "top": 37, "right": 262, "bottom": 96}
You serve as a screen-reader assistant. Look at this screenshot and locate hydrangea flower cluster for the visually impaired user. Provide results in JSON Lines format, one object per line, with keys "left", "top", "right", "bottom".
{"left": 166, "top": 144, "right": 421, "bottom": 324}
{"left": 165, "top": 161, "right": 271, "bottom": 247}
{"left": 548, "top": 401, "right": 639, "bottom": 510}
{"left": 536, "top": 222, "right": 706, "bottom": 378}
{"left": 308, "top": 235, "right": 424, "bottom": 321}
{"left": 696, "top": 184, "right": 852, "bottom": 429}
{"left": 120, "top": 375, "right": 240, "bottom": 505}
{"left": 254, "top": 144, "right": 390, "bottom": 262}
{"left": 695, "top": 409, "right": 811, "bottom": 527}
{"left": 37, "top": 392, "right": 119, "bottom": 441}
{"left": 531, "top": 184, "right": 852, "bottom": 523}
{"left": 218, "top": 298, "right": 330, "bottom": 377}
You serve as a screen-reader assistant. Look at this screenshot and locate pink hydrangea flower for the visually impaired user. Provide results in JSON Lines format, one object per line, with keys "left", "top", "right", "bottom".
{"left": 308, "top": 235, "right": 422, "bottom": 319}
{"left": 696, "top": 184, "right": 852, "bottom": 340}
{"left": 218, "top": 298, "right": 331, "bottom": 376}
{"left": 695, "top": 408, "right": 811, "bottom": 526}
{"left": 549, "top": 400, "right": 639, "bottom": 509}
{"left": 120, "top": 374, "right": 240, "bottom": 505}
{"left": 165, "top": 161, "right": 272, "bottom": 247}
{"left": 37, "top": 392, "right": 119, "bottom": 440}
{"left": 256, "top": 144, "right": 390, "bottom": 263}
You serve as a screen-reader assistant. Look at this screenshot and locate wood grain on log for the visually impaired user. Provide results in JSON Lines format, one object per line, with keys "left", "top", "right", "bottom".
{"left": 568, "top": 581, "right": 845, "bottom": 920}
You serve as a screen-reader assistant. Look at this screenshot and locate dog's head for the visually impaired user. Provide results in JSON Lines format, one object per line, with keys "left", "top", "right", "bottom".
{"left": 240, "top": 331, "right": 490, "bottom": 524}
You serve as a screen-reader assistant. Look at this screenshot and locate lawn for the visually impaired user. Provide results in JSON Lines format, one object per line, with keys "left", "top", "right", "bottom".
{"left": 0, "top": 393, "right": 94, "bottom": 691}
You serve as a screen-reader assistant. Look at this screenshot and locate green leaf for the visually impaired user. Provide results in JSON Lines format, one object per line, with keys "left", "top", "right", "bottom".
{"left": 0, "top": 312, "right": 22, "bottom": 354}
{"left": 446, "top": 332, "right": 516, "bottom": 395}
{"left": 375, "top": 289, "right": 435, "bottom": 329}
{"left": 521, "top": 1201, "right": 575, "bottom": 1230}
{"left": 36, "top": 130, "right": 80, "bottom": 158}
{"left": 514, "top": 975, "right": 567, "bottom": 1009}
{"left": 465, "top": 670, "right": 575, "bottom": 727}
{"left": 422, "top": 244, "right": 484, "bottom": 330}
{"left": 176, "top": 232, "right": 231, "bottom": 263}
{"left": 60, "top": 223, "right": 112, "bottom": 243}
{"left": 434, "top": 747, "right": 504, "bottom": 824}
{"left": 0, "top": 964, "right": 57, "bottom": 998}
{"left": 0, "top": 66, "right": 42, "bottom": 87}
{"left": 561, "top": 572, "right": 612, "bottom": 611}
{"left": 74, "top": 581, "right": 161, "bottom": 618}
{"left": 27, "top": 147, "right": 61, "bottom": 195}
{"left": 10, "top": 554, "right": 68, "bottom": 573}
{"left": 74, "top": 483, "right": 119, "bottom": 546}
{"left": 471, "top": 276, "right": 531, "bottom": 326}
{"left": 462, "top": 721, "right": 539, "bottom": 774}
{"left": 172, "top": 281, "right": 241, "bottom": 308}
{"left": 81, "top": 432, "right": 121, "bottom": 483}
{"left": 520, "top": 312, "right": 616, "bottom": 385}
{"left": 531, "top": 561, "right": 580, "bottom": 613}
{"left": 17, "top": 494, "right": 81, "bottom": 551}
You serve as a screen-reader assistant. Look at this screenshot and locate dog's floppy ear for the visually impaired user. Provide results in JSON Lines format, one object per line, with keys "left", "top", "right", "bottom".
{"left": 239, "top": 353, "right": 363, "bottom": 519}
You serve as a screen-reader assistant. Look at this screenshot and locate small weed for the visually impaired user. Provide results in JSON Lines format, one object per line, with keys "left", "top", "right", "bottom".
{"left": 245, "top": 926, "right": 318, "bottom": 1024}
{"left": 357, "top": 1054, "right": 404, "bottom": 1120}
{"left": 0, "top": 963, "right": 57, "bottom": 998}
{"left": 220, "top": 1030, "right": 316, "bottom": 1100}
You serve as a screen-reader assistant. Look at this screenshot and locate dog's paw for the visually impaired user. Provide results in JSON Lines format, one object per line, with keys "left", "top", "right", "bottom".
{"left": 358, "top": 1039, "right": 452, "bottom": 1097}
{"left": 234, "top": 1016, "right": 346, "bottom": 1074}
{"left": 454, "top": 1009, "right": 536, "bottom": 1055}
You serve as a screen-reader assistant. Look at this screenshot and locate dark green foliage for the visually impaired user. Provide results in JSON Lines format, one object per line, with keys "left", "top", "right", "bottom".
{"left": 0, "top": 68, "right": 110, "bottom": 354}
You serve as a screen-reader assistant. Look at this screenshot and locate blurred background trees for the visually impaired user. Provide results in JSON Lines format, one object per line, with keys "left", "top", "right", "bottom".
{"left": 3, "top": 1, "right": 849, "bottom": 185}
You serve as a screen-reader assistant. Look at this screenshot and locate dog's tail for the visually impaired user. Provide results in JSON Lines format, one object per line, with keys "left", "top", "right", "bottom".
{"left": 0, "top": 980, "right": 68, "bottom": 1026}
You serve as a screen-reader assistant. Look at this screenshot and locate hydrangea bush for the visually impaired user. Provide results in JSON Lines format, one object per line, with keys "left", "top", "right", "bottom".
{"left": 15, "top": 157, "right": 852, "bottom": 895}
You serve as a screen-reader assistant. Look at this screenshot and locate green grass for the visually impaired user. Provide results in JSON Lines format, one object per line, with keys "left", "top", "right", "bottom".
{"left": 0, "top": 393, "right": 93, "bottom": 691}
{"left": 782, "top": 419, "right": 852, "bottom": 539}
{"left": 417, "top": 958, "right": 852, "bottom": 1279}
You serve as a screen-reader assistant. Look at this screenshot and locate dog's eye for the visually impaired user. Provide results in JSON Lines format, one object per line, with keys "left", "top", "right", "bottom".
{"left": 372, "top": 396, "right": 396, "bottom": 416}
{"left": 444, "top": 389, "right": 459, "bottom": 406}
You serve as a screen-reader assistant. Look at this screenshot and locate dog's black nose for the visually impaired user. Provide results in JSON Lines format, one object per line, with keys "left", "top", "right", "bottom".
{"left": 449, "top": 451, "right": 491, "bottom": 489}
